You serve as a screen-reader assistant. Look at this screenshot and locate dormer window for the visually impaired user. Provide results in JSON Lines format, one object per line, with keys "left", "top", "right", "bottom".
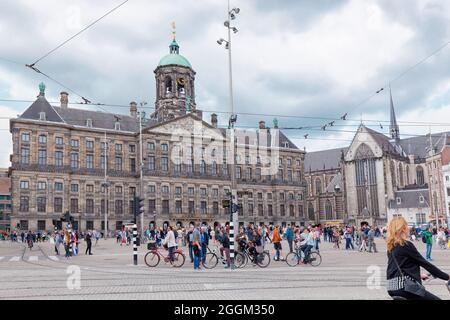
{"left": 419, "top": 196, "right": 425, "bottom": 204}
{"left": 39, "top": 112, "right": 46, "bottom": 121}
{"left": 86, "top": 119, "right": 93, "bottom": 127}
{"left": 115, "top": 121, "right": 121, "bottom": 131}
{"left": 396, "top": 197, "right": 402, "bottom": 205}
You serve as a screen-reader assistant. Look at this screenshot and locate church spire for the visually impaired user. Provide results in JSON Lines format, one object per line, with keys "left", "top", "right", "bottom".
{"left": 389, "top": 85, "right": 400, "bottom": 142}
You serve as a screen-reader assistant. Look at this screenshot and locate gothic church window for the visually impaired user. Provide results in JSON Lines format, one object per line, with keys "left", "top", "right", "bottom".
{"left": 416, "top": 166, "right": 424, "bottom": 186}
{"left": 325, "top": 200, "right": 333, "bottom": 220}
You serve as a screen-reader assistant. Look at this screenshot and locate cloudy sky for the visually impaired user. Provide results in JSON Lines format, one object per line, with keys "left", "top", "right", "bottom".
{"left": 0, "top": 0, "right": 450, "bottom": 167}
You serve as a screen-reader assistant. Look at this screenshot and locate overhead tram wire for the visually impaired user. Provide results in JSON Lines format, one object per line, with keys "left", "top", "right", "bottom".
{"left": 303, "top": 37, "right": 450, "bottom": 138}
{"left": 3, "top": 98, "right": 450, "bottom": 127}
{"left": 28, "top": 0, "right": 130, "bottom": 67}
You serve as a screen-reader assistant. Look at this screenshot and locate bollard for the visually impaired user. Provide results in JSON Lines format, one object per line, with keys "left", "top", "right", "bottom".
{"left": 229, "top": 221, "right": 234, "bottom": 268}
{"left": 133, "top": 224, "right": 138, "bottom": 266}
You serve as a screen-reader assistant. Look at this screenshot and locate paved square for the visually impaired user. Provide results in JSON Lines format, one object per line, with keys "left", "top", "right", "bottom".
{"left": 0, "top": 239, "right": 449, "bottom": 300}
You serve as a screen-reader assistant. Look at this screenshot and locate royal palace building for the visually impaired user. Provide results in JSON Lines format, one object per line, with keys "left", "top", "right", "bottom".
{"left": 9, "top": 38, "right": 308, "bottom": 232}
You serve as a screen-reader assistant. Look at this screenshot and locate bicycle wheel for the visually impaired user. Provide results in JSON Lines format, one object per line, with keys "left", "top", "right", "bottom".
{"left": 202, "top": 253, "right": 219, "bottom": 269}
{"left": 308, "top": 252, "right": 322, "bottom": 267}
{"left": 234, "top": 252, "right": 247, "bottom": 268}
{"left": 144, "top": 251, "right": 160, "bottom": 267}
{"left": 171, "top": 252, "right": 185, "bottom": 268}
{"left": 256, "top": 252, "right": 271, "bottom": 268}
{"left": 285, "top": 252, "right": 300, "bottom": 267}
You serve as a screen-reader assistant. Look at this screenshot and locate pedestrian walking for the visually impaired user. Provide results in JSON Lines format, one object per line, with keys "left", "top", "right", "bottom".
{"left": 64, "top": 230, "right": 71, "bottom": 258}
{"left": 219, "top": 228, "right": 231, "bottom": 269}
{"left": 422, "top": 227, "right": 433, "bottom": 261}
{"left": 186, "top": 226, "right": 194, "bottom": 263}
{"left": 200, "top": 226, "right": 209, "bottom": 264}
{"left": 368, "top": 226, "right": 378, "bottom": 253}
{"left": 284, "top": 225, "right": 294, "bottom": 253}
{"left": 359, "top": 228, "right": 368, "bottom": 252}
{"left": 272, "top": 225, "right": 283, "bottom": 261}
{"left": 344, "top": 228, "right": 354, "bottom": 250}
{"left": 85, "top": 231, "right": 93, "bottom": 255}
{"left": 192, "top": 222, "right": 202, "bottom": 270}
{"left": 54, "top": 232, "right": 62, "bottom": 255}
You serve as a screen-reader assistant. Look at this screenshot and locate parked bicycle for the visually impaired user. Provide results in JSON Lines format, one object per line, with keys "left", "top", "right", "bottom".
{"left": 285, "top": 243, "right": 322, "bottom": 267}
{"left": 234, "top": 242, "right": 270, "bottom": 268}
{"left": 144, "top": 241, "right": 185, "bottom": 268}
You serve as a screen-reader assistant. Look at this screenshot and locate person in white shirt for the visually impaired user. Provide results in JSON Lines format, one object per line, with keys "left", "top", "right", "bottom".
{"left": 163, "top": 226, "right": 178, "bottom": 264}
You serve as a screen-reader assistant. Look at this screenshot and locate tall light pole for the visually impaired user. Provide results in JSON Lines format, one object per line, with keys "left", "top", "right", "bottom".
{"left": 218, "top": 0, "right": 240, "bottom": 268}
{"left": 103, "top": 130, "right": 109, "bottom": 239}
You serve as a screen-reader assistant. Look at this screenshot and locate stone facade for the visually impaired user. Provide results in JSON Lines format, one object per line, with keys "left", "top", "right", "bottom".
{"left": 9, "top": 40, "right": 307, "bottom": 232}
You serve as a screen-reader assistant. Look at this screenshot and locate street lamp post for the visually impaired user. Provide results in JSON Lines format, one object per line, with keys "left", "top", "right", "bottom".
{"left": 103, "top": 131, "right": 109, "bottom": 239}
{"left": 218, "top": 0, "right": 240, "bottom": 268}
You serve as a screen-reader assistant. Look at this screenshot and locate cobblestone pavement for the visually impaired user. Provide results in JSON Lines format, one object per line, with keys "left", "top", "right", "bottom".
{"left": 0, "top": 239, "right": 449, "bottom": 300}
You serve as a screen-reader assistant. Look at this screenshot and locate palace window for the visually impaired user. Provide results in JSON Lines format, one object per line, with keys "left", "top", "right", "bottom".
{"left": 86, "top": 140, "right": 94, "bottom": 150}
{"left": 70, "top": 153, "right": 79, "bottom": 169}
{"left": 21, "top": 133, "right": 30, "bottom": 142}
{"left": 86, "top": 199, "right": 94, "bottom": 214}
{"left": 86, "top": 154, "right": 94, "bottom": 169}
{"left": 20, "top": 181, "right": 29, "bottom": 189}
{"left": 38, "top": 135, "right": 47, "bottom": 144}
{"left": 55, "top": 137, "right": 63, "bottom": 145}
{"left": 38, "top": 149, "right": 47, "bottom": 165}
{"left": 20, "top": 196, "right": 29, "bottom": 212}
{"left": 70, "top": 199, "right": 79, "bottom": 213}
{"left": 21, "top": 148, "right": 30, "bottom": 164}
{"left": 54, "top": 198, "right": 63, "bottom": 213}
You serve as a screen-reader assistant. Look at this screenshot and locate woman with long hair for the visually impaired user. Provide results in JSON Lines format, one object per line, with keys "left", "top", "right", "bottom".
{"left": 386, "top": 217, "right": 449, "bottom": 300}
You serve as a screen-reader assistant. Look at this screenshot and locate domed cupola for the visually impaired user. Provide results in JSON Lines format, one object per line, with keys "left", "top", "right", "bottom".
{"left": 153, "top": 26, "right": 196, "bottom": 123}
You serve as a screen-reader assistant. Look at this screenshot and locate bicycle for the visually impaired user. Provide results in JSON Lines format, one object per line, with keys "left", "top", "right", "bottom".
{"left": 234, "top": 242, "right": 271, "bottom": 268}
{"left": 27, "top": 239, "right": 33, "bottom": 250}
{"left": 202, "top": 246, "right": 221, "bottom": 269}
{"left": 285, "top": 243, "right": 322, "bottom": 267}
{"left": 391, "top": 275, "right": 450, "bottom": 300}
{"left": 144, "top": 241, "right": 186, "bottom": 268}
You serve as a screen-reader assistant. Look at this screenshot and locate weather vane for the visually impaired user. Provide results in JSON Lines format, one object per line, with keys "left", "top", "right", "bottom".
{"left": 172, "top": 21, "right": 176, "bottom": 40}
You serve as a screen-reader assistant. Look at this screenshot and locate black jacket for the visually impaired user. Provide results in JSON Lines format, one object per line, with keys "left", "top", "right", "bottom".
{"left": 387, "top": 241, "right": 449, "bottom": 283}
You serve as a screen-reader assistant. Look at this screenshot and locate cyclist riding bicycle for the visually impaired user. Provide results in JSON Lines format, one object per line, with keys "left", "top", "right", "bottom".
{"left": 247, "top": 230, "right": 262, "bottom": 264}
{"left": 387, "top": 217, "right": 450, "bottom": 300}
{"left": 298, "top": 228, "right": 315, "bottom": 263}
{"left": 26, "top": 231, "right": 33, "bottom": 249}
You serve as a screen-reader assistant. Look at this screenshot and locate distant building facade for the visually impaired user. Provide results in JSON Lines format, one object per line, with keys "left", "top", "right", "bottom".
{"left": 9, "top": 38, "right": 307, "bottom": 232}
{"left": 387, "top": 187, "right": 430, "bottom": 227}
{"left": 0, "top": 170, "right": 11, "bottom": 231}
{"left": 305, "top": 89, "right": 449, "bottom": 227}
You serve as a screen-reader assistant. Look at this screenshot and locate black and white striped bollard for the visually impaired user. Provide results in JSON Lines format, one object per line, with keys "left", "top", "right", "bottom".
{"left": 229, "top": 221, "right": 234, "bottom": 268}
{"left": 133, "top": 224, "right": 138, "bottom": 266}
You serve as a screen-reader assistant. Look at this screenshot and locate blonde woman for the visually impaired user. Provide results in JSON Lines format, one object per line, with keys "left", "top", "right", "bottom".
{"left": 386, "top": 217, "right": 449, "bottom": 300}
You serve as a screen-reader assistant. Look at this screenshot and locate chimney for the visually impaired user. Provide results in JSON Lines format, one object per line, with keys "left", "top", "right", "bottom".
{"left": 211, "top": 113, "right": 218, "bottom": 128}
{"left": 259, "top": 121, "right": 266, "bottom": 129}
{"left": 60, "top": 92, "right": 69, "bottom": 108}
{"left": 130, "top": 101, "right": 137, "bottom": 118}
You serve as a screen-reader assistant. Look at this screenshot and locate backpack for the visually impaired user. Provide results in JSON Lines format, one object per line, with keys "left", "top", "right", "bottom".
{"left": 422, "top": 234, "right": 427, "bottom": 244}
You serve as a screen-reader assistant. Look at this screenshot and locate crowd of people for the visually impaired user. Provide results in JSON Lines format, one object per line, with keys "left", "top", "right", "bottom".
{"left": 2, "top": 221, "right": 448, "bottom": 268}
{"left": 4, "top": 228, "right": 102, "bottom": 259}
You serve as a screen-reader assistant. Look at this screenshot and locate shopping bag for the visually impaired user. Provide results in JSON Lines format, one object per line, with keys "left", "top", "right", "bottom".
{"left": 447, "top": 239, "right": 450, "bottom": 249}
